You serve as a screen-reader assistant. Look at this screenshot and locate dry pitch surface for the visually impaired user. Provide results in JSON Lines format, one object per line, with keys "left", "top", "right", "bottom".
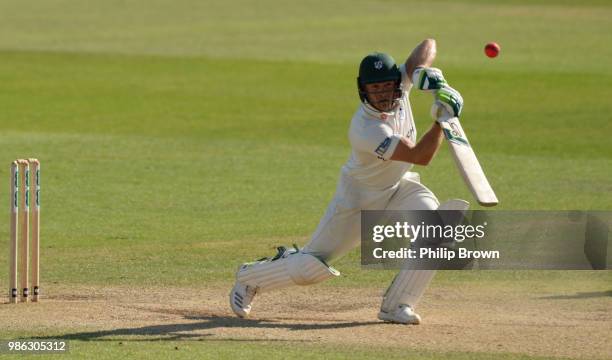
{"left": 2, "top": 284, "right": 610, "bottom": 359}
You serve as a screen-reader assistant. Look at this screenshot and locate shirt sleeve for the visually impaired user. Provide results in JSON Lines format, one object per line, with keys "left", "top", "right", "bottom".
{"left": 352, "top": 121, "right": 401, "bottom": 161}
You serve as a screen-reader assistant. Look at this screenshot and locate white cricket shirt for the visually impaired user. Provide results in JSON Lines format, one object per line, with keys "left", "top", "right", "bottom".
{"left": 341, "top": 64, "right": 417, "bottom": 190}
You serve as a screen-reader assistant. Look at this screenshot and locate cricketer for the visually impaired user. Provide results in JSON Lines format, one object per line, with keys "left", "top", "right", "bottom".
{"left": 230, "top": 39, "right": 467, "bottom": 324}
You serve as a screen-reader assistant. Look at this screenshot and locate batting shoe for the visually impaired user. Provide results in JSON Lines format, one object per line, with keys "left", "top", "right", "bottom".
{"left": 229, "top": 281, "right": 257, "bottom": 318}
{"left": 378, "top": 304, "right": 422, "bottom": 325}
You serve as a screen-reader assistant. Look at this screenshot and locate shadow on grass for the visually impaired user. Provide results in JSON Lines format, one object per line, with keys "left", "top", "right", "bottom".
{"left": 33, "top": 313, "right": 381, "bottom": 342}
{"left": 538, "top": 290, "right": 612, "bottom": 300}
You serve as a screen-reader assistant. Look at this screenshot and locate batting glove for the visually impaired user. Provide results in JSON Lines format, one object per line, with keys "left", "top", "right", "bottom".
{"left": 412, "top": 67, "right": 447, "bottom": 92}
{"left": 431, "top": 85, "right": 463, "bottom": 121}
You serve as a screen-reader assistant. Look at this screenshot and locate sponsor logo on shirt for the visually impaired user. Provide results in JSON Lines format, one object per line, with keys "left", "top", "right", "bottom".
{"left": 375, "top": 137, "right": 392, "bottom": 159}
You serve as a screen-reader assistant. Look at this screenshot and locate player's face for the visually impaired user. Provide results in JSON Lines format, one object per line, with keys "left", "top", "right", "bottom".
{"left": 364, "top": 80, "right": 398, "bottom": 112}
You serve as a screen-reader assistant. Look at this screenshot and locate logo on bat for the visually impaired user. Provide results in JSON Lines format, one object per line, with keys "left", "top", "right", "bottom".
{"left": 442, "top": 123, "right": 469, "bottom": 146}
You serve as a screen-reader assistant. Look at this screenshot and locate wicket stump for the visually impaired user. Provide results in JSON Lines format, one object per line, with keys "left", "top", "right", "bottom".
{"left": 8, "top": 158, "right": 40, "bottom": 304}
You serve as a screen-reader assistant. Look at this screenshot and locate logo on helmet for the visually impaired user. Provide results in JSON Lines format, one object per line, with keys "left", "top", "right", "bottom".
{"left": 374, "top": 61, "right": 383, "bottom": 70}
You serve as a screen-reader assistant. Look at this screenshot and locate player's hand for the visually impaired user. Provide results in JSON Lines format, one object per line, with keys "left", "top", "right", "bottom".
{"left": 431, "top": 85, "right": 463, "bottom": 121}
{"left": 412, "top": 67, "right": 447, "bottom": 91}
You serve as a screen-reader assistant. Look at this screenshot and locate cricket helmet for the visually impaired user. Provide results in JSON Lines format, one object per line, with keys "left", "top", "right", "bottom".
{"left": 357, "top": 52, "right": 403, "bottom": 106}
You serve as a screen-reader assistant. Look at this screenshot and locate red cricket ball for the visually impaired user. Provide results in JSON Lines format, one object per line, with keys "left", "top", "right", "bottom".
{"left": 484, "top": 42, "right": 500, "bottom": 58}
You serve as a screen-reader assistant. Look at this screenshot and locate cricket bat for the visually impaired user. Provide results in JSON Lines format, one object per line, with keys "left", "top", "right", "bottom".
{"left": 439, "top": 115, "right": 498, "bottom": 207}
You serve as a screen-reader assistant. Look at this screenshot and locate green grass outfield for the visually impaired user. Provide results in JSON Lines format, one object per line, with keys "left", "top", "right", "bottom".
{"left": 0, "top": 0, "right": 611, "bottom": 359}
{"left": 0, "top": 341, "right": 570, "bottom": 360}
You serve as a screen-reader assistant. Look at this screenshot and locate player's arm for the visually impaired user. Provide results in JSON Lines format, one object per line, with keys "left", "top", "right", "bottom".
{"left": 404, "top": 39, "right": 437, "bottom": 84}
{"left": 390, "top": 124, "right": 443, "bottom": 166}
{"left": 390, "top": 86, "right": 464, "bottom": 166}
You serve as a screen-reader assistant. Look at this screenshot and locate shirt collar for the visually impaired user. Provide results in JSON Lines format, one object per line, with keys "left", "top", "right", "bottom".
{"left": 361, "top": 102, "right": 397, "bottom": 121}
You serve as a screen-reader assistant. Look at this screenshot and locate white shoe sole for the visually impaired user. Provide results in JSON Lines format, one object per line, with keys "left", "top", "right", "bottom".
{"left": 377, "top": 311, "right": 421, "bottom": 325}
